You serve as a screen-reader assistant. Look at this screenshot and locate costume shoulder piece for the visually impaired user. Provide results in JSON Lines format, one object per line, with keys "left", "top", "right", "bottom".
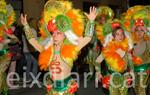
{"left": 38, "top": 0, "right": 84, "bottom": 71}
{"left": 39, "top": 45, "right": 79, "bottom": 71}
{"left": 102, "top": 38, "right": 129, "bottom": 72}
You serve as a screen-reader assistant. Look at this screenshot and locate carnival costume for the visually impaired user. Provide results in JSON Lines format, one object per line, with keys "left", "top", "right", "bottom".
{"left": 0, "top": 0, "right": 15, "bottom": 94}
{"left": 95, "top": 7, "right": 134, "bottom": 94}
{"left": 123, "top": 5, "right": 150, "bottom": 95}
{"left": 95, "top": 18, "right": 140, "bottom": 95}
{"left": 92, "top": 6, "right": 115, "bottom": 82}
{"left": 94, "top": 7, "right": 114, "bottom": 85}
{"left": 84, "top": 7, "right": 112, "bottom": 78}
{"left": 85, "top": 6, "right": 114, "bottom": 78}
{"left": 22, "top": 0, "right": 95, "bottom": 95}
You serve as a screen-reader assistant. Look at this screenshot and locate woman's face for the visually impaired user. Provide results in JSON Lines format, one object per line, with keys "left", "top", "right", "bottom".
{"left": 100, "top": 16, "right": 106, "bottom": 24}
{"left": 135, "top": 26, "right": 145, "bottom": 39}
{"left": 114, "top": 29, "right": 125, "bottom": 42}
{"left": 52, "top": 30, "right": 65, "bottom": 45}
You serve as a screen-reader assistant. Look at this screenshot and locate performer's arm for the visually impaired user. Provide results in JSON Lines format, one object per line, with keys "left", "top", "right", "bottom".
{"left": 77, "top": 7, "right": 97, "bottom": 50}
{"left": 77, "top": 20, "right": 95, "bottom": 50}
{"left": 21, "top": 14, "right": 44, "bottom": 52}
{"left": 95, "top": 53, "right": 104, "bottom": 74}
{"left": 96, "top": 53, "right": 104, "bottom": 64}
{"left": 128, "top": 51, "right": 134, "bottom": 71}
{"left": 95, "top": 53, "right": 104, "bottom": 81}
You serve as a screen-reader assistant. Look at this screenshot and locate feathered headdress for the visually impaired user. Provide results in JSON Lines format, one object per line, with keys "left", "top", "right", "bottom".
{"left": 95, "top": 6, "right": 114, "bottom": 43}
{"left": 96, "top": 6, "right": 114, "bottom": 22}
{"left": 39, "top": 0, "right": 84, "bottom": 45}
{"left": 123, "top": 5, "right": 149, "bottom": 32}
{"left": 0, "top": 0, "right": 15, "bottom": 40}
{"left": 122, "top": 5, "right": 150, "bottom": 42}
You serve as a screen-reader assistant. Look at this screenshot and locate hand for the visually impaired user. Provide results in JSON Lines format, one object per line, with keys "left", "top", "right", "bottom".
{"left": 85, "top": 6, "right": 97, "bottom": 21}
{"left": 96, "top": 72, "right": 103, "bottom": 81}
{"left": 20, "top": 14, "right": 28, "bottom": 26}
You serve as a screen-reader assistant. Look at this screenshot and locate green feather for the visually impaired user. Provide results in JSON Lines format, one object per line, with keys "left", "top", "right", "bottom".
{"left": 103, "top": 23, "right": 112, "bottom": 36}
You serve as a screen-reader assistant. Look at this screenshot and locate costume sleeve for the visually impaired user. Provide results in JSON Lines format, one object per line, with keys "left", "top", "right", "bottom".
{"left": 23, "top": 24, "right": 44, "bottom": 52}
{"left": 84, "top": 20, "right": 95, "bottom": 37}
{"left": 77, "top": 20, "right": 95, "bottom": 50}
{"left": 95, "top": 62, "right": 101, "bottom": 73}
{"left": 23, "top": 24, "right": 35, "bottom": 40}
{"left": 23, "top": 24, "right": 43, "bottom": 41}
{"left": 128, "top": 53, "right": 134, "bottom": 71}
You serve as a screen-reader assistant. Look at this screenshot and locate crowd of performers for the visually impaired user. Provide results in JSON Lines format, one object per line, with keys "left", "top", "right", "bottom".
{"left": 0, "top": 0, "right": 150, "bottom": 95}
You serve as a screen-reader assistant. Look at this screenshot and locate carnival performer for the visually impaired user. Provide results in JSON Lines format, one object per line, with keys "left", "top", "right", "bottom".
{"left": 94, "top": 6, "right": 114, "bottom": 83}
{"left": 0, "top": 0, "right": 16, "bottom": 94}
{"left": 84, "top": 6, "right": 114, "bottom": 80}
{"left": 124, "top": 5, "right": 150, "bottom": 95}
{"left": 20, "top": 0, "right": 97, "bottom": 95}
{"left": 95, "top": 19, "right": 135, "bottom": 95}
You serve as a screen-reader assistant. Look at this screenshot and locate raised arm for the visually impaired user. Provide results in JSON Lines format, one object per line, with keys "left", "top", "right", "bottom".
{"left": 128, "top": 54, "right": 134, "bottom": 72}
{"left": 20, "top": 14, "right": 44, "bottom": 52}
{"left": 77, "top": 7, "right": 97, "bottom": 50}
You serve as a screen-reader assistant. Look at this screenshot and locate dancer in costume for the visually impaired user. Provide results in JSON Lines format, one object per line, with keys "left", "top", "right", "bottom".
{"left": 94, "top": 6, "right": 114, "bottom": 84}
{"left": 84, "top": 6, "right": 114, "bottom": 80}
{"left": 123, "top": 5, "right": 150, "bottom": 95}
{"left": 95, "top": 20, "right": 135, "bottom": 95}
{"left": 20, "top": 0, "right": 97, "bottom": 95}
{"left": 0, "top": 0, "right": 16, "bottom": 94}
